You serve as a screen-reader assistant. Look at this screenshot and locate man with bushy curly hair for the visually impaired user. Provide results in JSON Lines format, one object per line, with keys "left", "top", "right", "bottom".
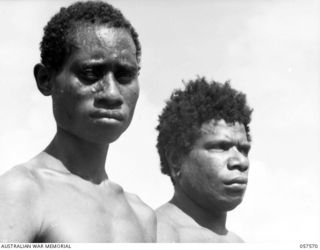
{"left": 156, "top": 77, "right": 253, "bottom": 242}
{"left": 0, "top": 1, "right": 156, "bottom": 242}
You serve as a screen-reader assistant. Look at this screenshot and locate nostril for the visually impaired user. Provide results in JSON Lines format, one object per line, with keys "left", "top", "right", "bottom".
{"left": 94, "top": 97, "right": 123, "bottom": 109}
{"left": 227, "top": 158, "right": 249, "bottom": 172}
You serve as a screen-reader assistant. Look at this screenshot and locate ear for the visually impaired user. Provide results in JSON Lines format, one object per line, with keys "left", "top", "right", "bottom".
{"left": 166, "top": 150, "right": 182, "bottom": 181}
{"left": 34, "top": 63, "right": 53, "bottom": 96}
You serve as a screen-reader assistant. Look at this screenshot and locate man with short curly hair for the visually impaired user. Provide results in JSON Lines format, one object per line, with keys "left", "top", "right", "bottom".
{"left": 156, "top": 77, "right": 253, "bottom": 242}
{"left": 0, "top": 1, "right": 155, "bottom": 242}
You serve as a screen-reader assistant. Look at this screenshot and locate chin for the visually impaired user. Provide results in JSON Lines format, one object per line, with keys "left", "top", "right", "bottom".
{"left": 221, "top": 198, "right": 244, "bottom": 211}
{"left": 86, "top": 129, "right": 125, "bottom": 144}
{"left": 222, "top": 202, "right": 242, "bottom": 211}
{"left": 88, "top": 121, "right": 131, "bottom": 144}
{"left": 67, "top": 124, "right": 126, "bottom": 145}
{"left": 203, "top": 196, "right": 244, "bottom": 213}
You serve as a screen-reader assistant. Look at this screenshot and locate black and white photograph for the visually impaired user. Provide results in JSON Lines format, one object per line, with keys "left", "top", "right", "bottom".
{"left": 0, "top": 0, "right": 319, "bottom": 247}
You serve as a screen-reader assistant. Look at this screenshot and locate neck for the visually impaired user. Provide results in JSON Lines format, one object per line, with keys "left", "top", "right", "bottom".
{"left": 171, "top": 184, "right": 228, "bottom": 235}
{"left": 45, "top": 127, "right": 109, "bottom": 184}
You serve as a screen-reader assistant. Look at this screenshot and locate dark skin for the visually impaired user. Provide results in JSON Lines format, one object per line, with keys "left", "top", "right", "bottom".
{"left": 0, "top": 24, "right": 156, "bottom": 243}
{"left": 156, "top": 119, "right": 250, "bottom": 242}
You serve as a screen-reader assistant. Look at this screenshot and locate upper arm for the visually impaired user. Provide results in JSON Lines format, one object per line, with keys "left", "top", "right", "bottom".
{"left": 0, "top": 167, "right": 43, "bottom": 242}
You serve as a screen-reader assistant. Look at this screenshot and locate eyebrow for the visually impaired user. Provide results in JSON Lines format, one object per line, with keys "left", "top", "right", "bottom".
{"left": 204, "top": 138, "right": 251, "bottom": 148}
{"left": 80, "top": 60, "right": 139, "bottom": 71}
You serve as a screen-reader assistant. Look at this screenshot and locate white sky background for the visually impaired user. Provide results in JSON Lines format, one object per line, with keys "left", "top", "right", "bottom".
{"left": 0, "top": 0, "right": 319, "bottom": 243}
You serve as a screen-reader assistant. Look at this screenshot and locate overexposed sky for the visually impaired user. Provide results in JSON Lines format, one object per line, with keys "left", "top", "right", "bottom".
{"left": 0, "top": 0, "right": 319, "bottom": 243}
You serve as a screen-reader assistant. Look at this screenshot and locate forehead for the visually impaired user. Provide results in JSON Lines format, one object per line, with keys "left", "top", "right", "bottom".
{"left": 200, "top": 119, "right": 248, "bottom": 142}
{"left": 68, "top": 24, "right": 137, "bottom": 61}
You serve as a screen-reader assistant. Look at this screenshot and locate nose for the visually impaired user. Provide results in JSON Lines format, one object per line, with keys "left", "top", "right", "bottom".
{"left": 227, "top": 147, "right": 249, "bottom": 172}
{"left": 94, "top": 73, "right": 123, "bottom": 109}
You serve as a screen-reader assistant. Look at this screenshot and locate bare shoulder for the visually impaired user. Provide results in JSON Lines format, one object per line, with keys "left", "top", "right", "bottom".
{"left": 156, "top": 202, "right": 174, "bottom": 218}
{"left": 226, "top": 231, "right": 245, "bottom": 242}
{"left": 156, "top": 203, "right": 180, "bottom": 242}
{"left": 0, "top": 163, "right": 43, "bottom": 198}
{"left": 0, "top": 152, "right": 53, "bottom": 197}
{"left": 0, "top": 163, "right": 43, "bottom": 217}
{"left": 125, "top": 192, "right": 154, "bottom": 215}
{"left": 156, "top": 202, "right": 185, "bottom": 225}
{"left": 125, "top": 192, "right": 156, "bottom": 242}
{"left": 125, "top": 192, "right": 156, "bottom": 224}
{"left": 0, "top": 162, "right": 44, "bottom": 242}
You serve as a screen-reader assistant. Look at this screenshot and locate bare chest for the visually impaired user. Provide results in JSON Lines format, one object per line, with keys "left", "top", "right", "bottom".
{"left": 36, "top": 184, "right": 147, "bottom": 242}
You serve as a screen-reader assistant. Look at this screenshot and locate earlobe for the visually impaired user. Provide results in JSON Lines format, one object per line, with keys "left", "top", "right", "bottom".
{"left": 34, "top": 63, "right": 52, "bottom": 96}
{"left": 166, "top": 150, "right": 182, "bottom": 181}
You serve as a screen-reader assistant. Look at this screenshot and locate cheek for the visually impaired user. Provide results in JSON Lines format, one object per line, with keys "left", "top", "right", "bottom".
{"left": 52, "top": 90, "right": 76, "bottom": 123}
{"left": 180, "top": 155, "right": 222, "bottom": 202}
{"left": 52, "top": 82, "right": 92, "bottom": 122}
{"left": 188, "top": 152, "right": 224, "bottom": 184}
{"left": 121, "top": 82, "right": 139, "bottom": 111}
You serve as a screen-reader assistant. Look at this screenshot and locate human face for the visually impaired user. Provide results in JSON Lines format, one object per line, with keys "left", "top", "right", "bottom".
{"left": 50, "top": 25, "right": 139, "bottom": 144}
{"left": 178, "top": 119, "right": 251, "bottom": 212}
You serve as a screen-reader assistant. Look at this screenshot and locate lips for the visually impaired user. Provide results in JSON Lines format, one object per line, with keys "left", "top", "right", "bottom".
{"left": 224, "top": 177, "right": 248, "bottom": 194}
{"left": 90, "top": 110, "right": 125, "bottom": 121}
{"left": 224, "top": 177, "right": 248, "bottom": 185}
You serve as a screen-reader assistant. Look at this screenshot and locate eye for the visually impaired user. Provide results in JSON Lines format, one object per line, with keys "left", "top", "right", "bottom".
{"left": 114, "top": 66, "right": 138, "bottom": 85}
{"left": 238, "top": 145, "right": 251, "bottom": 156}
{"left": 206, "top": 142, "right": 232, "bottom": 152}
{"left": 80, "top": 66, "right": 104, "bottom": 84}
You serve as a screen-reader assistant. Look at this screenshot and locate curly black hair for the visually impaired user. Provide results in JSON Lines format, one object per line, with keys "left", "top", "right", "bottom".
{"left": 40, "top": 1, "right": 141, "bottom": 72}
{"left": 156, "top": 77, "right": 253, "bottom": 182}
